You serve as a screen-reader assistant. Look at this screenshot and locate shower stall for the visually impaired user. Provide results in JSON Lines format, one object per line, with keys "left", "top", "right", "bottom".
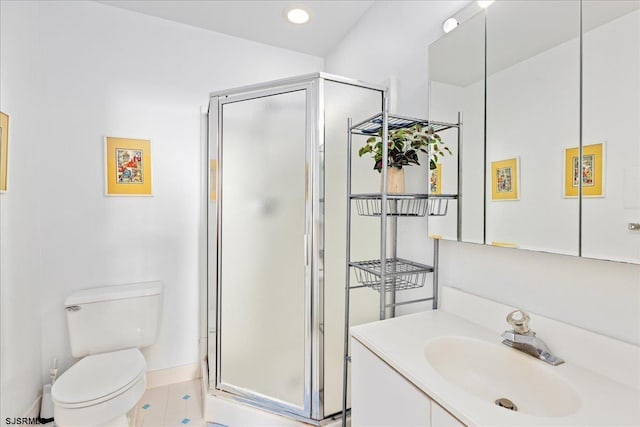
{"left": 206, "top": 73, "right": 388, "bottom": 423}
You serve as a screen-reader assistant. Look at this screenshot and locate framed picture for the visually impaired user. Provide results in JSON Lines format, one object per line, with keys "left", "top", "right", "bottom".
{"left": 491, "top": 157, "right": 519, "bottom": 201}
{"left": 105, "top": 137, "right": 152, "bottom": 196}
{"left": 0, "top": 112, "right": 8, "bottom": 192}
{"left": 429, "top": 163, "right": 442, "bottom": 195}
{"left": 564, "top": 143, "right": 604, "bottom": 197}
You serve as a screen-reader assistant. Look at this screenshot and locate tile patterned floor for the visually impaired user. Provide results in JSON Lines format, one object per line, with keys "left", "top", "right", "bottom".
{"left": 44, "top": 378, "right": 344, "bottom": 427}
{"left": 134, "top": 379, "right": 208, "bottom": 427}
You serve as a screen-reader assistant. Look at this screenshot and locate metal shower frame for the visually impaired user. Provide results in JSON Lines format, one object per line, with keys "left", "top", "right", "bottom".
{"left": 206, "top": 72, "right": 386, "bottom": 425}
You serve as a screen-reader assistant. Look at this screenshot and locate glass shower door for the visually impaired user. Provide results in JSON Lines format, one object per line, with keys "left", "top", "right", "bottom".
{"left": 217, "top": 87, "right": 310, "bottom": 416}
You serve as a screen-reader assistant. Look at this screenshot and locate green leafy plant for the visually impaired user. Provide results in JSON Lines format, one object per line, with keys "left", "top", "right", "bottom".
{"left": 358, "top": 124, "right": 451, "bottom": 172}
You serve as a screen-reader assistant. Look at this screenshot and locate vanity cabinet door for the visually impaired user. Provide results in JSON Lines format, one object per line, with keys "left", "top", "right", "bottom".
{"left": 432, "top": 403, "right": 465, "bottom": 427}
{"left": 351, "top": 339, "right": 431, "bottom": 426}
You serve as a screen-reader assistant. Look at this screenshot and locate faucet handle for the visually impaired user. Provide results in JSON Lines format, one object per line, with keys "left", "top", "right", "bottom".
{"left": 506, "top": 310, "right": 530, "bottom": 334}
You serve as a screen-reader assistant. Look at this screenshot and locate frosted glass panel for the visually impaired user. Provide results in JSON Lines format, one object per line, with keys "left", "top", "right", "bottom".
{"left": 220, "top": 90, "right": 307, "bottom": 409}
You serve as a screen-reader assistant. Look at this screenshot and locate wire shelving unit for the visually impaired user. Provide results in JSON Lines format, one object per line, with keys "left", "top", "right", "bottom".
{"left": 340, "top": 106, "right": 462, "bottom": 427}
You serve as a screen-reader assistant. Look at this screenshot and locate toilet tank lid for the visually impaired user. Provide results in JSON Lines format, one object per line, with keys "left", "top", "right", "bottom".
{"left": 65, "top": 281, "right": 163, "bottom": 306}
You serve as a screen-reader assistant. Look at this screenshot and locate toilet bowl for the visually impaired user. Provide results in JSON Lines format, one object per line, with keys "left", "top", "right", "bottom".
{"left": 51, "top": 282, "right": 162, "bottom": 427}
{"left": 52, "top": 348, "right": 146, "bottom": 427}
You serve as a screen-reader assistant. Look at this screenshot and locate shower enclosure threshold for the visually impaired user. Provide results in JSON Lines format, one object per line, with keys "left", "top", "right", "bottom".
{"left": 202, "top": 361, "right": 347, "bottom": 427}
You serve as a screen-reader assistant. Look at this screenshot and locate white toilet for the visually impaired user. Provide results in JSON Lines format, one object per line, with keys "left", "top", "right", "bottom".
{"left": 51, "top": 281, "right": 163, "bottom": 427}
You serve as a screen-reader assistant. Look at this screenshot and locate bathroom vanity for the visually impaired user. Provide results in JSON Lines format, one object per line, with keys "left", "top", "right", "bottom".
{"left": 351, "top": 338, "right": 463, "bottom": 427}
{"left": 350, "top": 288, "right": 640, "bottom": 426}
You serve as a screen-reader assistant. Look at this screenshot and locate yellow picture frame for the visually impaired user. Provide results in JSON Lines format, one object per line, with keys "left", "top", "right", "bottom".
{"left": 0, "top": 112, "right": 8, "bottom": 193}
{"left": 429, "top": 163, "right": 442, "bottom": 195}
{"left": 564, "top": 143, "right": 604, "bottom": 198}
{"left": 491, "top": 157, "right": 519, "bottom": 201}
{"left": 105, "top": 137, "right": 152, "bottom": 196}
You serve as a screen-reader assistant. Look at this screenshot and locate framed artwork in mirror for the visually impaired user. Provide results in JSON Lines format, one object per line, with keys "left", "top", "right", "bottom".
{"left": 564, "top": 143, "right": 604, "bottom": 198}
{"left": 105, "top": 136, "right": 152, "bottom": 196}
{"left": 0, "top": 112, "right": 8, "bottom": 192}
{"left": 491, "top": 158, "right": 519, "bottom": 201}
{"left": 430, "top": 163, "right": 442, "bottom": 195}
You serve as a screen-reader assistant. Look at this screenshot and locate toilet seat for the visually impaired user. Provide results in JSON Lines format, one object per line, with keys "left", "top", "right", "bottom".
{"left": 53, "top": 348, "right": 146, "bottom": 408}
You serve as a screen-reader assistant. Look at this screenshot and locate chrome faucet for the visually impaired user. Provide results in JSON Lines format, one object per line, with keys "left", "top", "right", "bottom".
{"left": 501, "top": 310, "right": 564, "bottom": 366}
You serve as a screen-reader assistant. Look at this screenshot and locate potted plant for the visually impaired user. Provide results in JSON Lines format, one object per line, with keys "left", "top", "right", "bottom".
{"left": 358, "top": 124, "right": 451, "bottom": 193}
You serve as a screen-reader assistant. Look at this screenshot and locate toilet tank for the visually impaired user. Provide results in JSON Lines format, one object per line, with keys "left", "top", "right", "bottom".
{"left": 65, "top": 281, "right": 163, "bottom": 357}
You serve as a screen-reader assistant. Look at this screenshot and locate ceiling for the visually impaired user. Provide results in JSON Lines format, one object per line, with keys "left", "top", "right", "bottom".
{"left": 96, "top": 0, "right": 375, "bottom": 57}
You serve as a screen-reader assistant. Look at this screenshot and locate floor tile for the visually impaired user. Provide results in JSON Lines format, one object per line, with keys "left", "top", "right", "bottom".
{"left": 163, "top": 380, "right": 205, "bottom": 427}
{"left": 134, "top": 380, "right": 170, "bottom": 427}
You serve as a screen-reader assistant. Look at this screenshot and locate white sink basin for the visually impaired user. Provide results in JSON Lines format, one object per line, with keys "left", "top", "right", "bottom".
{"left": 424, "top": 336, "right": 581, "bottom": 418}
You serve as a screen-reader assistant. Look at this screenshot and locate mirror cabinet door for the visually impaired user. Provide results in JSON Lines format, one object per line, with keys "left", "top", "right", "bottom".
{"left": 485, "top": 1, "right": 580, "bottom": 254}
{"left": 581, "top": 1, "right": 640, "bottom": 263}
{"left": 428, "top": 11, "right": 486, "bottom": 243}
{"left": 428, "top": 1, "right": 639, "bottom": 264}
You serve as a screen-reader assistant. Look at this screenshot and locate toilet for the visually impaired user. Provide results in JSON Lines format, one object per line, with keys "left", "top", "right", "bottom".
{"left": 51, "top": 281, "right": 163, "bottom": 427}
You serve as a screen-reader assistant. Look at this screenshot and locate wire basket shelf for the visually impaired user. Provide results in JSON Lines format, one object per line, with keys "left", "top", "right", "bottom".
{"left": 350, "top": 113, "right": 458, "bottom": 135}
{"left": 355, "top": 197, "right": 428, "bottom": 217}
{"left": 351, "top": 258, "right": 433, "bottom": 292}
{"left": 352, "top": 194, "right": 456, "bottom": 217}
{"left": 427, "top": 198, "right": 449, "bottom": 216}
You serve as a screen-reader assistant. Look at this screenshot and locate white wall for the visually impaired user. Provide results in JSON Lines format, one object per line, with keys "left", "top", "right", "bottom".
{"left": 0, "top": 0, "right": 322, "bottom": 417}
{"left": 326, "top": 1, "right": 640, "bottom": 344}
{"left": 0, "top": 1, "right": 44, "bottom": 420}
{"left": 326, "top": 1, "right": 469, "bottom": 119}
{"left": 440, "top": 241, "right": 640, "bottom": 345}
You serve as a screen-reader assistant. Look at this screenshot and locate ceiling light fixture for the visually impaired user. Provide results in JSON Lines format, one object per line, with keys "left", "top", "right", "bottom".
{"left": 442, "top": 17, "right": 459, "bottom": 33}
{"left": 477, "top": 0, "right": 495, "bottom": 8}
{"left": 285, "top": 7, "right": 310, "bottom": 24}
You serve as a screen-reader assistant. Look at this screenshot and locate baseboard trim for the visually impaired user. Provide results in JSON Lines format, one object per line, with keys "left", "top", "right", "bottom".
{"left": 25, "top": 395, "right": 41, "bottom": 418}
{"left": 146, "top": 363, "right": 201, "bottom": 388}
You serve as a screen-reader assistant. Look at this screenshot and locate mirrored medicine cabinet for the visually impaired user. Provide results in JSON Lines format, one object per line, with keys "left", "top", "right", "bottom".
{"left": 428, "top": 0, "right": 640, "bottom": 264}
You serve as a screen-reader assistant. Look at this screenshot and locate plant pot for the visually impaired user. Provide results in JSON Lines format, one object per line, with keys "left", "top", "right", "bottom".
{"left": 382, "top": 167, "right": 405, "bottom": 194}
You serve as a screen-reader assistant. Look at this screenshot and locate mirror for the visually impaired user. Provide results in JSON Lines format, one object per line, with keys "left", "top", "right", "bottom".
{"left": 428, "top": 10, "right": 485, "bottom": 243}
{"left": 485, "top": 0, "right": 580, "bottom": 255}
{"left": 428, "top": 1, "right": 639, "bottom": 264}
{"left": 581, "top": 1, "right": 640, "bottom": 263}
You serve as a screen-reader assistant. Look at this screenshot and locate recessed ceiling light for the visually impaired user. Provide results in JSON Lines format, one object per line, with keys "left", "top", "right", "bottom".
{"left": 285, "top": 7, "right": 310, "bottom": 24}
{"left": 442, "top": 18, "right": 459, "bottom": 33}
{"left": 478, "top": 0, "right": 495, "bottom": 8}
